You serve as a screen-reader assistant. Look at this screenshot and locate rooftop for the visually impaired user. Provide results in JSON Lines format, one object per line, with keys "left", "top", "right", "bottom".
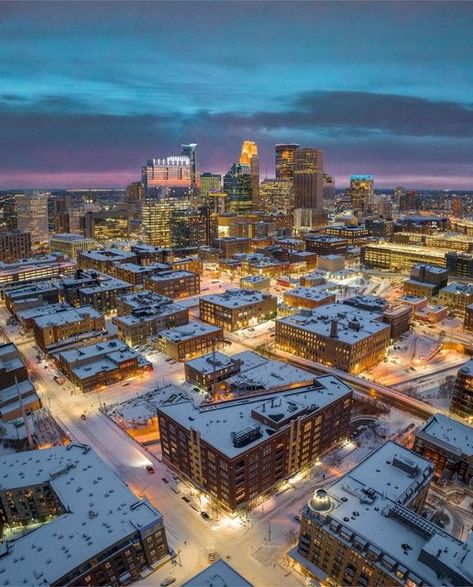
{"left": 0, "top": 444, "right": 164, "bottom": 586}
{"left": 33, "top": 305, "right": 102, "bottom": 329}
{"left": 277, "top": 302, "right": 390, "bottom": 344}
{"left": 301, "top": 441, "right": 473, "bottom": 586}
{"left": 157, "top": 375, "right": 352, "bottom": 458}
{"left": 417, "top": 412, "right": 473, "bottom": 459}
{"left": 51, "top": 234, "right": 94, "bottom": 243}
{"left": 182, "top": 560, "right": 253, "bottom": 587}
{"left": 79, "top": 249, "right": 136, "bottom": 262}
{"left": 147, "top": 270, "right": 197, "bottom": 282}
{"left": 201, "top": 289, "right": 274, "bottom": 309}
{"left": 159, "top": 322, "right": 221, "bottom": 343}
{"left": 185, "top": 351, "right": 238, "bottom": 374}
{"left": 285, "top": 286, "right": 335, "bottom": 301}
{"left": 440, "top": 282, "right": 473, "bottom": 295}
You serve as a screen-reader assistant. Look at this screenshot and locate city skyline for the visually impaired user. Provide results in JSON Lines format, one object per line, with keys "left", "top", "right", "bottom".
{"left": 1, "top": 1, "right": 472, "bottom": 189}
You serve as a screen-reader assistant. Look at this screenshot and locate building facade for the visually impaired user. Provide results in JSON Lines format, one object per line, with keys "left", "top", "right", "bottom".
{"left": 157, "top": 376, "right": 352, "bottom": 511}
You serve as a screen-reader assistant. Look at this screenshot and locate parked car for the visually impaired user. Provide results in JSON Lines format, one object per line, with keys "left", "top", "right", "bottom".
{"left": 160, "top": 577, "right": 176, "bottom": 586}
{"left": 80, "top": 414, "right": 87, "bottom": 421}
{"left": 200, "top": 511, "right": 210, "bottom": 521}
{"left": 146, "top": 465, "right": 155, "bottom": 474}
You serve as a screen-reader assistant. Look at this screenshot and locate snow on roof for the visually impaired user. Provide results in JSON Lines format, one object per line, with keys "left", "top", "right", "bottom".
{"left": 305, "top": 442, "right": 473, "bottom": 586}
{"left": 227, "top": 357, "right": 313, "bottom": 391}
{"left": 115, "top": 303, "right": 186, "bottom": 326}
{"left": 285, "top": 286, "right": 335, "bottom": 301}
{"left": 440, "top": 282, "right": 473, "bottom": 294}
{"left": 412, "top": 263, "right": 447, "bottom": 274}
{"left": 417, "top": 412, "right": 473, "bottom": 458}
{"left": 158, "top": 322, "right": 221, "bottom": 343}
{"left": 79, "top": 277, "right": 131, "bottom": 295}
{"left": 240, "top": 274, "right": 269, "bottom": 283}
{"left": 182, "top": 559, "right": 253, "bottom": 587}
{"left": 51, "top": 234, "right": 94, "bottom": 242}
{"left": 57, "top": 338, "right": 137, "bottom": 365}
{"left": 277, "top": 302, "right": 390, "bottom": 344}
{"left": 17, "top": 302, "right": 71, "bottom": 322}
{"left": 33, "top": 305, "right": 102, "bottom": 328}
{"left": 0, "top": 343, "right": 25, "bottom": 374}
{"left": 157, "top": 376, "right": 352, "bottom": 458}
{"left": 117, "top": 262, "right": 169, "bottom": 273}
{"left": 305, "top": 234, "right": 347, "bottom": 243}
{"left": 0, "top": 444, "right": 164, "bottom": 586}
{"left": 118, "top": 290, "right": 172, "bottom": 309}
{"left": 147, "top": 270, "right": 196, "bottom": 281}
{"left": 231, "top": 350, "right": 268, "bottom": 370}
{"left": 79, "top": 249, "right": 136, "bottom": 262}
{"left": 200, "top": 289, "right": 273, "bottom": 309}
{"left": 185, "top": 351, "right": 238, "bottom": 374}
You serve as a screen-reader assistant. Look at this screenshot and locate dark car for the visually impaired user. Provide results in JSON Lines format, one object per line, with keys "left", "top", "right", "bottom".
{"left": 80, "top": 414, "right": 87, "bottom": 421}
{"left": 146, "top": 465, "right": 155, "bottom": 474}
{"left": 200, "top": 511, "right": 210, "bottom": 521}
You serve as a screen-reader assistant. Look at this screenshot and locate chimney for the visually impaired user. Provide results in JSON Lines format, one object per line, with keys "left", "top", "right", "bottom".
{"left": 330, "top": 319, "right": 338, "bottom": 338}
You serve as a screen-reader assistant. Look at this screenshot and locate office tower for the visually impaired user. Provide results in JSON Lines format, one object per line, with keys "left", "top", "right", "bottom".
{"left": 15, "top": 192, "right": 49, "bottom": 246}
{"left": 259, "top": 178, "right": 294, "bottom": 213}
{"left": 350, "top": 174, "right": 374, "bottom": 214}
{"left": 181, "top": 143, "right": 199, "bottom": 191}
{"left": 293, "top": 148, "right": 324, "bottom": 210}
{"left": 223, "top": 162, "right": 253, "bottom": 213}
{"left": 200, "top": 172, "right": 221, "bottom": 195}
{"left": 141, "top": 196, "right": 211, "bottom": 247}
{"left": 323, "top": 174, "right": 336, "bottom": 207}
{"left": 142, "top": 155, "right": 191, "bottom": 196}
{"left": 240, "top": 140, "right": 259, "bottom": 208}
{"left": 275, "top": 143, "right": 299, "bottom": 179}
{"left": 394, "top": 185, "right": 405, "bottom": 207}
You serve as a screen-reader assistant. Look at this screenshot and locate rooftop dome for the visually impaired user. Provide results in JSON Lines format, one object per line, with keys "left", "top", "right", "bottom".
{"left": 308, "top": 488, "right": 332, "bottom": 514}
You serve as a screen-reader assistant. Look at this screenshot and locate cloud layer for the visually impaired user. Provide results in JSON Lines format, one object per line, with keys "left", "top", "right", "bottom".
{"left": 0, "top": 2, "right": 472, "bottom": 188}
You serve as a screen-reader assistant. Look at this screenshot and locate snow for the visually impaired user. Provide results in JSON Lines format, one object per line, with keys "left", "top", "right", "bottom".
{"left": 417, "top": 413, "right": 473, "bottom": 458}
{"left": 201, "top": 289, "right": 275, "bottom": 310}
{"left": 157, "top": 375, "right": 352, "bottom": 459}
{"left": 32, "top": 305, "right": 101, "bottom": 328}
{"left": 158, "top": 322, "right": 221, "bottom": 343}
{"left": 0, "top": 444, "right": 165, "bottom": 587}
{"left": 277, "top": 302, "right": 390, "bottom": 344}
{"left": 299, "top": 441, "right": 473, "bottom": 586}
{"left": 182, "top": 559, "right": 253, "bottom": 586}
{"left": 284, "top": 286, "right": 335, "bottom": 302}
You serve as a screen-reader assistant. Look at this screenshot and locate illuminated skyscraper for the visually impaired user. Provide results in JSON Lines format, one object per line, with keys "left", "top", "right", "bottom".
{"left": 142, "top": 156, "right": 191, "bottom": 196}
{"left": 275, "top": 144, "right": 299, "bottom": 179}
{"left": 223, "top": 162, "right": 253, "bottom": 213}
{"left": 181, "top": 143, "right": 199, "bottom": 191}
{"left": 323, "top": 174, "right": 336, "bottom": 207}
{"left": 259, "top": 178, "right": 294, "bottom": 213}
{"left": 240, "top": 140, "right": 259, "bottom": 208}
{"left": 350, "top": 175, "right": 374, "bottom": 214}
{"left": 293, "top": 148, "right": 324, "bottom": 210}
{"left": 15, "top": 192, "right": 49, "bottom": 246}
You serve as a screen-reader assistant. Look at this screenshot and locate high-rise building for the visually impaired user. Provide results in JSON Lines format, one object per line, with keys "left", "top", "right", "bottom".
{"left": 142, "top": 156, "right": 191, "bottom": 196}
{"left": 240, "top": 140, "right": 259, "bottom": 208}
{"left": 399, "top": 188, "right": 418, "bottom": 212}
{"left": 323, "top": 173, "right": 336, "bottom": 207}
{"left": 200, "top": 172, "right": 221, "bottom": 195}
{"left": 181, "top": 143, "right": 199, "bottom": 191}
{"left": 275, "top": 143, "right": 299, "bottom": 179}
{"left": 141, "top": 196, "right": 211, "bottom": 247}
{"left": 15, "top": 192, "right": 49, "bottom": 246}
{"left": 293, "top": 148, "right": 324, "bottom": 210}
{"left": 350, "top": 174, "right": 374, "bottom": 214}
{"left": 223, "top": 162, "right": 253, "bottom": 213}
{"left": 259, "top": 178, "right": 294, "bottom": 213}
{"left": 126, "top": 180, "right": 144, "bottom": 204}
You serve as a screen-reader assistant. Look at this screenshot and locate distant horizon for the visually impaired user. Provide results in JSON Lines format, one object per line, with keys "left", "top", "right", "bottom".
{"left": 1, "top": 2, "right": 472, "bottom": 190}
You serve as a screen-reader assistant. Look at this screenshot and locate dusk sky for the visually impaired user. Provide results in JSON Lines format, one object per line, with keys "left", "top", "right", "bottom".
{"left": 1, "top": 1, "right": 472, "bottom": 189}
